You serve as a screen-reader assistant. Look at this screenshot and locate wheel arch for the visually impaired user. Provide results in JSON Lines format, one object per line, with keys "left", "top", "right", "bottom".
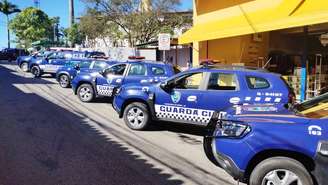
{"left": 75, "top": 81, "right": 94, "bottom": 95}
{"left": 119, "top": 98, "right": 151, "bottom": 118}
{"left": 57, "top": 72, "right": 70, "bottom": 81}
{"left": 244, "top": 149, "right": 315, "bottom": 183}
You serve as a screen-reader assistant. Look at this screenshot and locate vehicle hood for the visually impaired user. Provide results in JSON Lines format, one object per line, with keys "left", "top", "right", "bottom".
{"left": 222, "top": 104, "right": 310, "bottom": 124}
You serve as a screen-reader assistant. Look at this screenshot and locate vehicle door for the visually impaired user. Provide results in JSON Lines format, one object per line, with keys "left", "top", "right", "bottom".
{"left": 154, "top": 72, "right": 213, "bottom": 125}
{"left": 200, "top": 72, "right": 243, "bottom": 112}
{"left": 123, "top": 63, "right": 149, "bottom": 85}
{"left": 95, "top": 63, "right": 128, "bottom": 97}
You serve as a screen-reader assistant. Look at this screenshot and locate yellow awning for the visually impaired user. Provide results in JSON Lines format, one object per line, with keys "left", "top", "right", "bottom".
{"left": 179, "top": 0, "right": 328, "bottom": 44}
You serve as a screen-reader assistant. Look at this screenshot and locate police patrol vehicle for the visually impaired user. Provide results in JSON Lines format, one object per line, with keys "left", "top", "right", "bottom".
{"left": 29, "top": 51, "right": 88, "bottom": 78}
{"left": 203, "top": 102, "right": 328, "bottom": 185}
{"left": 71, "top": 60, "right": 177, "bottom": 103}
{"left": 112, "top": 65, "right": 295, "bottom": 130}
{"left": 56, "top": 60, "right": 118, "bottom": 88}
{"left": 16, "top": 51, "right": 54, "bottom": 72}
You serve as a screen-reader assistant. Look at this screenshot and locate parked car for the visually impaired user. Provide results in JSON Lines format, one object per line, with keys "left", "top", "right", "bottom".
{"left": 56, "top": 60, "right": 118, "bottom": 88}
{"left": 16, "top": 51, "right": 53, "bottom": 72}
{"left": 28, "top": 51, "right": 90, "bottom": 77}
{"left": 203, "top": 103, "right": 327, "bottom": 185}
{"left": 0, "top": 48, "right": 29, "bottom": 61}
{"left": 71, "top": 61, "right": 177, "bottom": 102}
{"left": 112, "top": 65, "right": 295, "bottom": 130}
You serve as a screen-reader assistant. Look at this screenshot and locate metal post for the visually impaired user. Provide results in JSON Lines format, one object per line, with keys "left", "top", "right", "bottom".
{"left": 300, "top": 26, "right": 308, "bottom": 101}
{"left": 163, "top": 50, "right": 166, "bottom": 63}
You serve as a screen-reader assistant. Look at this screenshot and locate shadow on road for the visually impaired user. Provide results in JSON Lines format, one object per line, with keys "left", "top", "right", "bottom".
{"left": 0, "top": 64, "right": 184, "bottom": 185}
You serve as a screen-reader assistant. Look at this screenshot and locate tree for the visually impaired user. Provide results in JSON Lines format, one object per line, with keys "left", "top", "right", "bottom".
{"left": 64, "top": 23, "right": 85, "bottom": 47}
{"left": 82, "top": 0, "right": 184, "bottom": 46}
{"left": 0, "top": 0, "right": 20, "bottom": 48}
{"left": 10, "top": 7, "right": 53, "bottom": 48}
{"left": 79, "top": 9, "right": 123, "bottom": 47}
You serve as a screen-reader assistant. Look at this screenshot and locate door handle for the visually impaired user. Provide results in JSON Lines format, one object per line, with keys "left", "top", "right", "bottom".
{"left": 187, "top": 96, "right": 197, "bottom": 102}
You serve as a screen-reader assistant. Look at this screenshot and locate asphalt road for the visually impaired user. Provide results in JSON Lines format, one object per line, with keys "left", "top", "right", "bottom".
{"left": 0, "top": 61, "right": 240, "bottom": 185}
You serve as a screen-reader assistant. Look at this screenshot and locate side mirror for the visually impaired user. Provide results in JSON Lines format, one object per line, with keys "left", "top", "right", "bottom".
{"left": 160, "top": 81, "right": 172, "bottom": 91}
{"left": 74, "top": 64, "right": 80, "bottom": 71}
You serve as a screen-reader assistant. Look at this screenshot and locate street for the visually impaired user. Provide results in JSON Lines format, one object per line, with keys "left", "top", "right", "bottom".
{"left": 0, "top": 61, "right": 238, "bottom": 185}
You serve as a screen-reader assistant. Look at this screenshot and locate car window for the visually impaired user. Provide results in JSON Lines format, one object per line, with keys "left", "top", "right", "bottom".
{"left": 64, "top": 60, "right": 80, "bottom": 67}
{"left": 207, "top": 73, "right": 237, "bottom": 90}
{"left": 173, "top": 73, "right": 203, "bottom": 90}
{"left": 128, "top": 64, "right": 147, "bottom": 76}
{"left": 151, "top": 66, "right": 165, "bottom": 76}
{"left": 93, "top": 61, "right": 109, "bottom": 69}
{"left": 246, "top": 76, "right": 270, "bottom": 89}
{"left": 104, "top": 64, "right": 127, "bottom": 76}
{"left": 79, "top": 61, "right": 91, "bottom": 68}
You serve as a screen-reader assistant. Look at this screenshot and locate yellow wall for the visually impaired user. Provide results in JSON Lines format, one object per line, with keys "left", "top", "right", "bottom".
{"left": 192, "top": 0, "right": 269, "bottom": 67}
{"left": 195, "top": 0, "right": 255, "bottom": 16}
{"left": 193, "top": 33, "right": 269, "bottom": 67}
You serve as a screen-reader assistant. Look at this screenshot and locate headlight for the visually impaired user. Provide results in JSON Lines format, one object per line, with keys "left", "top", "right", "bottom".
{"left": 214, "top": 121, "right": 251, "bottom": 138}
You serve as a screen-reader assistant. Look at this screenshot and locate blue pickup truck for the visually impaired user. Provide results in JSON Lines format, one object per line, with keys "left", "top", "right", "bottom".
{"left": 113, "top": 65, "right": 295, "bottom": 130}
{"left": 71, "top": 61, "right": 177, "bottom": 102}
{"left": 203, "top": 102, "right": 327, "bottom": 185}
{"left": 56, "top": 60, "right": 117, "bottom": 88}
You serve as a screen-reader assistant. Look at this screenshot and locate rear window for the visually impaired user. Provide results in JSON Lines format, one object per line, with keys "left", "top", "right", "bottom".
{"left": 246, "top": 76, "right": 270, "bottom": 89}
{"left": 151, "top": 66, "right": 165, "bottom": 76}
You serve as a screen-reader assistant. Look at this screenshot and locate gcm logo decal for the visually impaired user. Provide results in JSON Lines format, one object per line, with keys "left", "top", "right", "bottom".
{"left": 308, "top": 125, "right": 322, "bottom": 136}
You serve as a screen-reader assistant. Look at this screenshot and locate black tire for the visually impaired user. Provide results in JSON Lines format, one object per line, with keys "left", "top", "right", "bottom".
{"left": 249, "top": 157, "right": 313, "bottom": 185}
{"left": 31, "top": 66, "right": 41, "bottom": 78}
{"left": 123, "top": 102, "right": 150, "bottom": 130}
{"left": 59, "top": 74, "right": 71, "bottom": 88}
{"left": 20, "top": 62, "right": 29, "bottom": 72}
{"left": 77, "top": 84, "right": 94, "bottom": 102}
{"left": 203, "top": 136, "right": 220, "bottom": 167}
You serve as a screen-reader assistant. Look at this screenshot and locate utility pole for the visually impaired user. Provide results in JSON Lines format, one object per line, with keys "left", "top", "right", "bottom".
{"left": 33, "top": 0, "right": 40, "bottom": 9}
{"left": 69, "top": 0, "right": 74, "bottom": 28}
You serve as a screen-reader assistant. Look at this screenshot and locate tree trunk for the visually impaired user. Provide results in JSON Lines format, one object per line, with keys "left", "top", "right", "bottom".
{"left": 6, "top": 15, "right": 10, "bottom": 48}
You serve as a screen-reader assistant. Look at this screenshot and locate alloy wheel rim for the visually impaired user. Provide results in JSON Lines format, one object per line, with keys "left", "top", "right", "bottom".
{"left": 32, "top": 68, "right": 39, "bottom": 76}
{"left": 21, "top": 63, "right": 28, "bottom": 71}
{"left": 262, "top": 169, "right": 302, "bottom": 185}
{"left": 79, "top": 87, "right": 92, "bottom": 101}
{"left": 60, "top": 75, "right": 68, "bottom": 87}
{"left": 127, "top": 107, "right": 145, "bottom": 127}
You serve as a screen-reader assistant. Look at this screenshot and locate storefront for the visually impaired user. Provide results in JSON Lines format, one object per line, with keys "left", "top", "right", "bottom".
{"left": 179, "top": 0, "right": 328, "bottom": 101}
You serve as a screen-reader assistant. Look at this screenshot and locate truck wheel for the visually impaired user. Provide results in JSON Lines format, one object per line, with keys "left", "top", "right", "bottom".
{"left": 123, "top": 102, "right": 150, "bottom": 130}
{"left": 31, "top": 66, "right": 41, "bottom": 78}
{"left": 20, "top": 62, "right": 28, "bottom": 72}
{"left": 59, "top": 74, "right": 70, "bottom": 88}
{"left": 249, "top": 157, "right": 313, "bottom": 185}
{"left": 77, "top": 84, "right": 94, "bottom": 102}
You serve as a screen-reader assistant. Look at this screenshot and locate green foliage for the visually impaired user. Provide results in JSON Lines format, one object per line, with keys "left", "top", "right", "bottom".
{"left": 65, "top": 23, "right": 85, "bottom": 46}
{"left": 0, "top": 0, "right": 20, "bottom": 16}
{"left": 9, "top": 7, "right": 53, "bottom": 48}
{"left": 82, "top": 0, "right": 191, "bottom": 46}
{"left": 79, "top": 8, "right": 123, "bottom": 47}
{"left": 0, "top": 0, "right": 20, "bottom": 48}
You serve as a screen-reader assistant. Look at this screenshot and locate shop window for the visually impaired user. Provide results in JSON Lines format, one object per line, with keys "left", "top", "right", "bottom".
{"left": 247, "top": 76, "right": 270, "bottom": 89}
{"left": 207, "top": 73, "right": 237, "bottom": 90}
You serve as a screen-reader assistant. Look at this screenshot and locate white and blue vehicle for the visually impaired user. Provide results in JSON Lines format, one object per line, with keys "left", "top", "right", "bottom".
{"left": 71, "top": 61, "right": 177, "bottom": 102}
{"left": 113, "top": 65, "right": 295, "bottom": 130}
{"left": 56, "top": 60, "right": 118, "bottom": 88}
{"left": 203, "top": 102, "right": 328, "bottom": 185}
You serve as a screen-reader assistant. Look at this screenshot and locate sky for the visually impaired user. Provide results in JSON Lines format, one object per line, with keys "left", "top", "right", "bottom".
{"left": 0, "top": 0, "right": 193, "bottom": 48}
